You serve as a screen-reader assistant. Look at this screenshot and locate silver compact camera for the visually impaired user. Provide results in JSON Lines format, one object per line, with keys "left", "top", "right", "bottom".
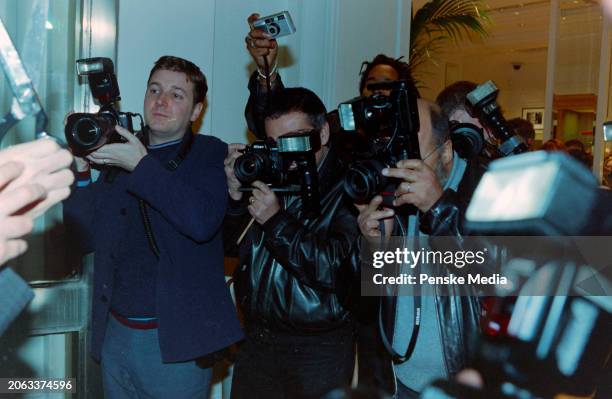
{"left": 251, "top": 11, "right": 296, "bottom": 38}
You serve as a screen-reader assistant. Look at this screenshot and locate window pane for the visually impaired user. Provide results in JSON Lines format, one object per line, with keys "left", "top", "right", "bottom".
{"left": 0, "top": 0, "right": 81, "bottom": 281}
{"left": 553, "top": 0, "right": 602, "bottom": 165}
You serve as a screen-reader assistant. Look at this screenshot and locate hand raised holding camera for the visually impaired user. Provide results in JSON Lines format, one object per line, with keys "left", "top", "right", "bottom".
{"left": 246, "top": 13, "right": 279, "bottom": 80}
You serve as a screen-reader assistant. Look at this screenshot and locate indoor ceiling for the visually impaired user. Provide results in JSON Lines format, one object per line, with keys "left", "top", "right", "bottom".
{"left": 412, "top": 0, "right": 605, "bottom": 56}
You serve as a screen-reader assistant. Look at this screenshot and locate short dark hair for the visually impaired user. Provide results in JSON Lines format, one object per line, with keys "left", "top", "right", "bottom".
{"left": 148, "top": 56, "right": 207, "bottom": 105}
{"left": 358, "top": 54, "right": 417, "bottom": 95}
{"left": 435, "top": 81, "right": 478, "bottom": 119}
{"left": 507, "top": 118, "right": 535, "bottom": 142}
{"left": 564, "top": 139, "right": 585, "bottom": 152}
{"left": 263, "top": 87, "right": 327, "bottom": 131}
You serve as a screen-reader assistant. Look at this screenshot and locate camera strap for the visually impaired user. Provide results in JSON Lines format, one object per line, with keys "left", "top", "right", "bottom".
{"left": 377, "top": 219, "right": 422, "bottom": 364}
{"left": 139, "top": 130, "right": 194, "bottom": 259}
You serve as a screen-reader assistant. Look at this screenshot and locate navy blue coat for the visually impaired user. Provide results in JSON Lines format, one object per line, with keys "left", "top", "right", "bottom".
{"left": 64, "top": 134, "right": 244, "bottom": 362}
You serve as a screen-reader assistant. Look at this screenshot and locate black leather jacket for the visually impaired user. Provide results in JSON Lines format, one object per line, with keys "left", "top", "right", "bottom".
{"left": 375, "top": 157, "right": 487, "bottom": 393}
{"left": 224, "top": 147, "right": 360, "bottom": 333}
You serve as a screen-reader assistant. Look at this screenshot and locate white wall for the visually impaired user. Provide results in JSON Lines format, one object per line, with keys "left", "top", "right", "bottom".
{"left": 116, "top": 0, "right": 216, "bottom": 133}
{"left": 117, "top": 0, "right": 412, "bottom": 145}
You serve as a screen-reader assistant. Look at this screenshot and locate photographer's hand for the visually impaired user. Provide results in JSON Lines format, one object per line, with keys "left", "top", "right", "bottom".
{"left": 248, "top": 181, "right": 280, "bottom": 225}
{"left": 246, "top": 13, "right": 278, "bottom": 86}
{"left": 355, "top": 195, "right": 394, "bottom": 239}
{"left": 384, "top": 159, "right": 443, "bottom": 212}
{"left": 87, "top": 126, "right": 147, "bottom": 172}
{"left": 224, "top": 143, "right": 246, "bottom": 201}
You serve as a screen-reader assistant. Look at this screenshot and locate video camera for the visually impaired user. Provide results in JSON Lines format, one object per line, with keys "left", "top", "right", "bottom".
{"left": 234, "top": 131, "right": 320, "bottom": 218}
{"left": 420, "top": 151, "right": 612, "bottom": 399}
{"left": 65, "top": 57, "right": 142, "bottom": 157}
{"left": 338, "top": 80, "right": 420, "bottom": 206}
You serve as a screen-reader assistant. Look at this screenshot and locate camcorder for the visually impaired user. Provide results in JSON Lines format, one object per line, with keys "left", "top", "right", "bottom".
{"left": 65, "top": 57, "right": 142, "bottom": 157}
{"left": 250, "top": 11, "right": 296, "bottom": 39}
{"left": 466, "top": 80, "right": 528, "bottom": 156}
{"left": 234, "top": 131, "right": 320, "bottom": 218}
{"left": 338, "top": 80, "right": 420, "bottom": 207}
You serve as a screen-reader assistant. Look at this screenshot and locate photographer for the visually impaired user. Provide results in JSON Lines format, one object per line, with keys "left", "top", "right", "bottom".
{"left": 224, "top": 87, "right": 360, "bottom": 399}
{"left": 63, "top": 56, "right": 243, "bottom": 399}
{"left": 0, "top": 139, "right": 74, "bottom": 335}
{"left": 244, "top": 12, "right": 414, "bottom": 140}
{"left": 244, "top": 13, "right": 414, "bottom": 391}
{"left": 435, "top": 81, "right": 500, "bottom": 162}
{"left": 356, "top": 99, "right": 483, "bottom": 398}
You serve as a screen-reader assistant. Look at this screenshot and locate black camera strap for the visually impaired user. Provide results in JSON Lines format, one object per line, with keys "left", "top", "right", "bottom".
{"left": 262, "top": 57, "right": 272, "bottom": 94}
{"left": 138, "top": 130, "right": 194, "bottom": 259}
{"left": 377, "top": 218, "right": 422, "bottom": 364}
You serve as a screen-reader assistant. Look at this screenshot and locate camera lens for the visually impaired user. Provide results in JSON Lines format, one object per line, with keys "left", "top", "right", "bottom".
{"left": 343, "top": 160, "right": 388, "bottom": 203}
{"left": 268, "top": 23, "right": 280, "bottom": 36}
{"left": 235, "top": 153, "right": 267, "bottom": 184}
{"left": 65, "top": 112, "right": 118, "bottom": 156}
{"left": 72, "top": 117, "right": 101, "bottom": 146}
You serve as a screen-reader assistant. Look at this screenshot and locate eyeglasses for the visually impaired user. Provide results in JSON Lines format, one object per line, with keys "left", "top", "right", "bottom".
{"left": 421, "top": 137, "right": 450, "bottom": 161}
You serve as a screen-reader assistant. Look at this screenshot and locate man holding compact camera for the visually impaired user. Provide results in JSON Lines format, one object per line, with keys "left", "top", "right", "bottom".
{"left": 63, "top": 56, "right": 243, "bottom": 399}
{"left": 223, "top": 87, "right": 360, "bottom": 399}
{"left": 355, "top": 99, "right": 484, "bottom": 398}
{"left": 244, "top": 13, "right": 420, "bottom": 391}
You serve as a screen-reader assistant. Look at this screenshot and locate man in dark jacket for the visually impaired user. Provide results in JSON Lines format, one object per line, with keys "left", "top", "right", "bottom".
{"left": 64, "top": 56, "right": 243, "bottom": 399}
{"left": 356, "top": 99, "right": 483, "bottom": 398}
{"left": 243, "top": 15, "right": 417, "bottom": 391}
{"left": 224, "top": 87, "right": 360, "bottom": 399}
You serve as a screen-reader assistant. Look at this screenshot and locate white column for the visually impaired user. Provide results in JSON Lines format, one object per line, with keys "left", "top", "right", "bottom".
{"left": 593, "top": 16, "right": 611, "bottom": 182}
{"left": 543, "top": 0, "right": 559, "bottom": 141}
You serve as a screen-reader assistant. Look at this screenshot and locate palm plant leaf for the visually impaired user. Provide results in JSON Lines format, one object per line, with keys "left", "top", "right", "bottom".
{"left": 410, "top": 0, "right": 489, "bottom": 84}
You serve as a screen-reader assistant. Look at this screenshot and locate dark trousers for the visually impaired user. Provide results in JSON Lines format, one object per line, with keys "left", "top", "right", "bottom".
{"left": 230, "top": 325, "right": 355, "bottom": 399}
{"left": 356, "top": 296, "right": 395, "bottom": 394}
{"left": 357, "top": 319, "right": 396, "bottom": 393}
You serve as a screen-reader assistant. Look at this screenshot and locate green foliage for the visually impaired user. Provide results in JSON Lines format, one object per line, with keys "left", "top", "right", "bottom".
{"left": 410, "top": 0, "right": 489, "bottom": 85}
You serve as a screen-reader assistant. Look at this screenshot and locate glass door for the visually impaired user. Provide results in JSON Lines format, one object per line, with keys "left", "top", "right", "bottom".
{"left": 0, "top": 0, "right": 117, "bottom": 397}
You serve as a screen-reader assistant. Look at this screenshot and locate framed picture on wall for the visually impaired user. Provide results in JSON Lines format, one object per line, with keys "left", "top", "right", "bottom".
{"left": 522, "top": 108, "right": 545, "bottom": 130}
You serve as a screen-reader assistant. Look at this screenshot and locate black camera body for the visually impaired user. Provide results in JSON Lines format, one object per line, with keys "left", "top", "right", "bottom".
{"left": 466, "top": 80, "right": 527, "bottom": 156}
{"left": 234, "top": 131, "right": 321, "bottom": 218}
{"left": 65, "top": 57, "right": 140, "bottom": 157}
{"left": 338, "top": 80, "right": 420, "bottom": 206}
{"left": 234, "top": 138, "right": 284, "bottom": 186}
